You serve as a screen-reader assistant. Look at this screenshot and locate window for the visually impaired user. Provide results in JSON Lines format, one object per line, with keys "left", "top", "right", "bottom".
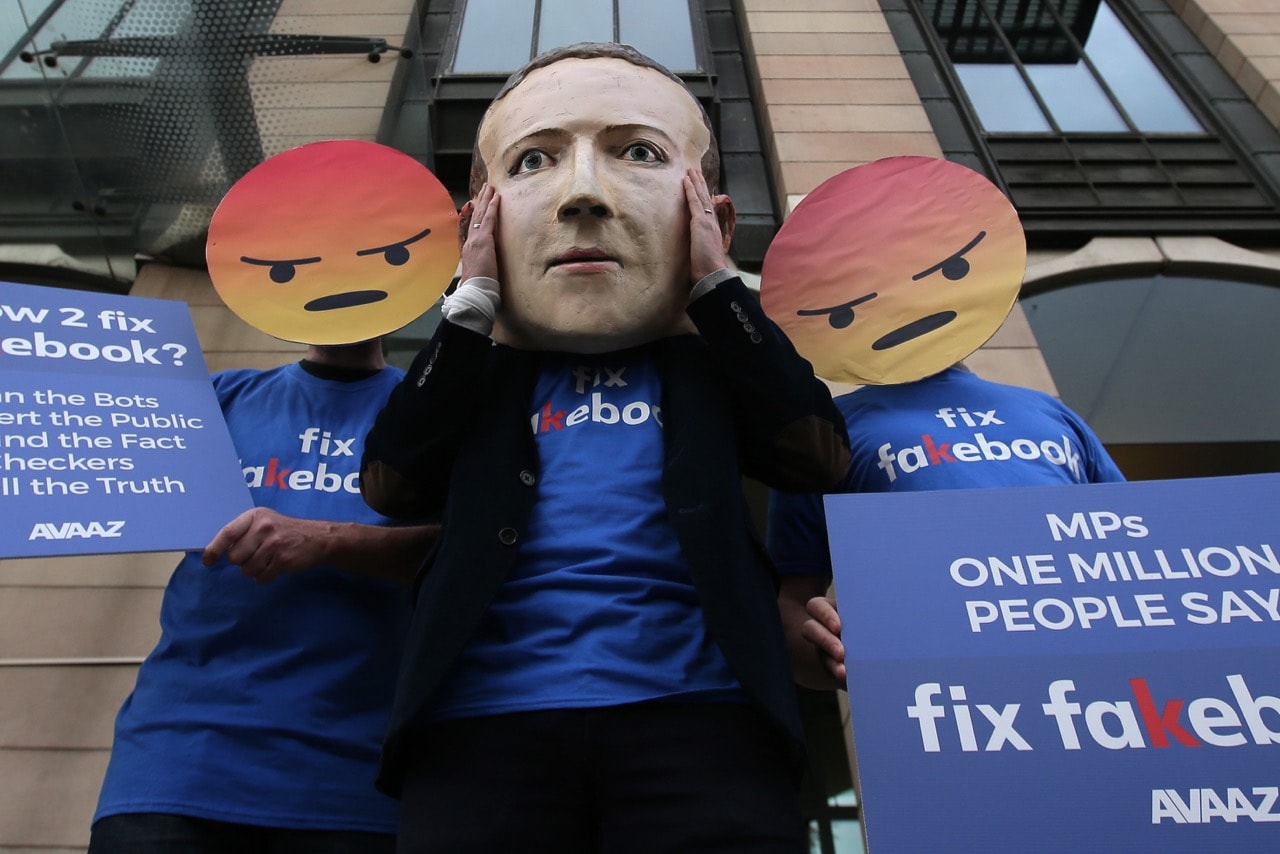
{"left": 412, "top": 0, "right": 778, "bottom": 269}
{"left": 807, "top": 788, "right": 865, "bottom": 854}
{"left": 941, "top": 0, "right": 1201, "bottom": 134}
{"left": 451, "top": 0, "right": 699, "bottom": 74}
{"left": 1022, "top": 275, "right": 1280, "bottom": 480}
{"left": 884, "top": 0, "right": 1280, "bottom": 238}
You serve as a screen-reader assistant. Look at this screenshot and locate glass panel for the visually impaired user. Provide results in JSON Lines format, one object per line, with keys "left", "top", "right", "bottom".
{"left": 537, "top": 0, "right": 613, "bottom": 54}
{"left": 619, "top": 0, "right": 697, "bottom": 72}
{"left": 1, "top": 0, "right": 56, "bottom": 75}
{"left": 830, "top": 787, "right": 859, "bottom": 806}
{"left": 76, "top": 0, "right": 178, "bottom": 80}
{"left": 0, "top": 1, "right": 141, "bottom": 283}
{"left": 1023, "top": 277, "right": 1280, "bottom": 443}
{"left": 1026, "top": 59, "right": 1126, "bottom": 131}
{"left": 4, "top": 0, "right": 94, "bottom": 80}
{"left": 831, "top": 819, "right": 867, "bottom": 853}
{"left": 1083, "top": 2, "right": 1202, "bottom": 133}
{"left": 453, "top": 0, "right": 536, "bottom": 73}
{"left": 947, "top": 0, "right": 1202, "bottom": 135}
{"left": 4, "top": 0, "right": 176, "bottom": 80}
{"left": 954, "top": 63, "right": 1051, "bottom": 132}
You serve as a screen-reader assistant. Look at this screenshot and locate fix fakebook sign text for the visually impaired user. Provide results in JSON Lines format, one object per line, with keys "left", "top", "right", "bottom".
{"left": 826, "top": 473, "right": 1280, "bottom": 853}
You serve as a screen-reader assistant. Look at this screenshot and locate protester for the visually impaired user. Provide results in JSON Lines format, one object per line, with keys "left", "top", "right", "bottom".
{"left": 758, "top": 157, "right": 1125, "bottom": 691}
{"left": 360, "top": 41, "right": 850, "bottom": 854}
{"left": 768, "top": 361, "right": 1125, "bottom": 689}
{"left": 90, "top": 338, "right": 434, "bottom": 853}
{"left": 91, "top": 139, "right": 455, "bottom": 854}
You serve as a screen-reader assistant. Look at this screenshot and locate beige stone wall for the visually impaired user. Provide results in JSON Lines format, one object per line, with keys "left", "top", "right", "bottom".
{"left": 1026, "top": 235, "right": 1280, "bottom": 292}
{"left": 0, "top": 552, "right": 175, "bottom": 853}
{"left": 739, "top": 0, "right": 1052, "bottom": 395}
{"left": 0, "top": 263, "right": 301, "bottom": 850}
{"left": 1172, "top": 0, "right": 1280, "bottom": 129}
{"left": 738, "top": 0, "right": 944, "bottom": 213}
{"left": 129, "top": 263, "right": 305, "bottom": 373}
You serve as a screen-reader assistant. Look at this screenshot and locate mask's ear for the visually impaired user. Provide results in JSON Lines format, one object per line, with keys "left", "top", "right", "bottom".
{"left": 713, "top": 195, "right": 736, "bottom": 252}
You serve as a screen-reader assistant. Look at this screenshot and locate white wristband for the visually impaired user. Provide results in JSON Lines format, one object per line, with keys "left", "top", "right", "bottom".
{"left": 442, "top": 277, "right": 501, "bottom": 335}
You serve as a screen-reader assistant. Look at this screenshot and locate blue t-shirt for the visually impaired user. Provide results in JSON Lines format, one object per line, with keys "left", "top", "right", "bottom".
{"left": 768, "top": 366, "right": 1125, "bottom": 577}
{"left": 94, "top": 363, "right": 411, "bottom": 832}
{"left": 429, "top": 350, "right": 744, "bottom": 720}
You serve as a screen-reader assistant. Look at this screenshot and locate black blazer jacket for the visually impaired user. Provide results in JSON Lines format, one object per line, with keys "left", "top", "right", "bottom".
{"left": 362, "top": 277, "right": 851, "bottom": 794}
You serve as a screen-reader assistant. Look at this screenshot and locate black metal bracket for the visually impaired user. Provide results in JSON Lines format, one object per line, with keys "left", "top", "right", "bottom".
{"left": 20, "top": 33, "right": 414, "bottom": 67}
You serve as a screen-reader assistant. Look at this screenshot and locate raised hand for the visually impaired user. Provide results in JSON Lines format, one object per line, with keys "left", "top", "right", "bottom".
{"left": 682, "top": 168, "right": 736, "bottom": 285}
{"left": 459, "top": 182, "right": 500, "bottom": 282}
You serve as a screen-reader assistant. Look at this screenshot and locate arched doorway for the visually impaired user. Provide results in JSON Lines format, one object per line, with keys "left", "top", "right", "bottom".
{"left": 1022, "top": 274, "right": 1280, "bottom": 480}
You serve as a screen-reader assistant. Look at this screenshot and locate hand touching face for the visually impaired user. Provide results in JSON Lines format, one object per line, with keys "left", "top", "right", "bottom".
{"left": 475, "top": 56, "right": 719, "bottom": 352}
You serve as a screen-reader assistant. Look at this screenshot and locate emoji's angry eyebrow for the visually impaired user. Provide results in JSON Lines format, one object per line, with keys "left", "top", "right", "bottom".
{"left": 796, "top": 291, "right": 878, "bottom": 316}
{"left": 240, "top": 255, "right": 322, "bottom": 266}
{"left": 355, "top": 226, "right": 432, "bottom": 256}
{"left": 912, "top": 231, "right": 986, "bottom": 281}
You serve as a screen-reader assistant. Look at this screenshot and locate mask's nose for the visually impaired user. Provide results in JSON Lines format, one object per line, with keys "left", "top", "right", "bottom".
{"left": 558, "top": 145, "right": 613, "bottom": 221}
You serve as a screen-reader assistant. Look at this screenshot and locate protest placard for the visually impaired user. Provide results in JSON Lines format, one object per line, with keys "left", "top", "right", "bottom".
{"left": 1, "top": 280, "right": 252, "bottom": 558}
{"left": 827, "top": 473, "right": 1280, "bottom": 852}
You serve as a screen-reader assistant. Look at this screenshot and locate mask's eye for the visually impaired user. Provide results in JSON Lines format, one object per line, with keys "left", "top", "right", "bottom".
{"left": 796, "top": 292, "right": 878, "bottom": 329}
{"left": 913, "top": 231, "right": 986, "bottom": 282}
{"left": 356, "top": 227, "right": 432, "bottom": 267}
{"left": 621, "top": 142, "right": 662, "bottom": 163}
{"left": 513, "top": 149, "right": 551, "bottom": 175}
{"left": 239, "top": 255, "right": 321, "bottom": 283}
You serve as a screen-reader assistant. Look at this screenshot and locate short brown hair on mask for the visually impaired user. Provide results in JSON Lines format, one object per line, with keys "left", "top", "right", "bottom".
{"left": 468, "top": 42, "right": 721, "bottom": 197}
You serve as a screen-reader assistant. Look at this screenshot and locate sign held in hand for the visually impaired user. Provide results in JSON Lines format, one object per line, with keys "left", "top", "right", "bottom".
{"left": 1, "top": 280, "right": 252, "bottom": 558}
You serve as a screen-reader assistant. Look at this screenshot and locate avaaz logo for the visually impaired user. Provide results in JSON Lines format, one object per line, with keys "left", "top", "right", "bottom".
{"left": 28, "top": 520, "right": 126, "bottom": 540}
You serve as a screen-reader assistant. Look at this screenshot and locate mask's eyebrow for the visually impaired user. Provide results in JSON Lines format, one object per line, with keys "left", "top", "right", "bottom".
{"left": 356, "top": 226, "right": 433, "bottom": 257}
{"left": 796, "top": 291, "right": 878, "bottom": 317}
{"left": 912, "top": 231, "right": 986, "bottom": 281}
{"left": 499, "top": 127, "right": 567, "bottom": 162}
{"left": 601, "top": 122, "right": 673, "bottom": 142}
{"left": 240, "top": 255, "right": 322, "bottom": 266}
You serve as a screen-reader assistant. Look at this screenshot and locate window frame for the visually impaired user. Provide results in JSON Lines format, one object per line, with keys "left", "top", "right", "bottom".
{"left": 442, "top": 0, "right": 709, "bottom": 76}
{"left": 882, "top": 0, "right": 1280, "bottom": 243}
{"left": 404, "top": 0, "right": 779, "bottom": 268}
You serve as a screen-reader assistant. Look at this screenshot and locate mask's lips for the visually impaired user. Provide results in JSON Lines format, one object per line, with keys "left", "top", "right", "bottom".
{"left": 304, "top": 290, "right": 388, "bottom": 312}
{"left": 548, "top": 248, "right": 618, "bottom": 269}
{"left": 871, "top": 311, "right": 957, "bottom": 350}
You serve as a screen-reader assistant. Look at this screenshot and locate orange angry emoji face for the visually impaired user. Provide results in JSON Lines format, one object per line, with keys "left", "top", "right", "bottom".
{"left": 760, "top": 157, "right": 1025, "bottom": 385}
{"left": 206, "top": 140, "right": 459, "bottom": 345}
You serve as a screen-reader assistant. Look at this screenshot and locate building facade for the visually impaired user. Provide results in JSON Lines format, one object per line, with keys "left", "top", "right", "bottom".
{"left": 1, "top": 1, "right": 1277, "bottom": 850}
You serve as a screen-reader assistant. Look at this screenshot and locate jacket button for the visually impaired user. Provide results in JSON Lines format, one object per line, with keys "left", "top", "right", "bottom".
{"left": 749, "top": 332, "right": 763, "bottom": 344}
{"left": 498, "top": 527, "right": 518, "bottom": 546}
{"left": 519, "top": 470, "right": 536, "bottom": 486}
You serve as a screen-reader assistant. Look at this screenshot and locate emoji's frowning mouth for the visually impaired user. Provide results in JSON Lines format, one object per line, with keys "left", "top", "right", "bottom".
{"left": 872, "top": 311, "right": 957, "bottom": 350}
{"left": 304, "top": 290, "right": 389, "bottom": 312}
